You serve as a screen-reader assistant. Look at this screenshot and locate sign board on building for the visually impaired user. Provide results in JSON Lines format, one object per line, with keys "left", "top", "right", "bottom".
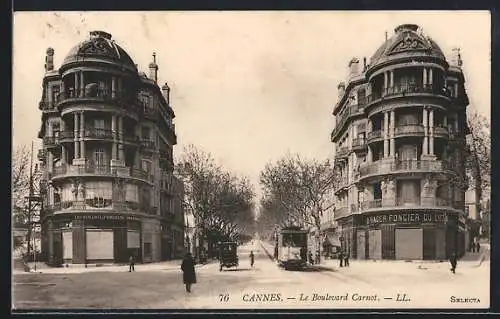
{"left": 364, "top": 211, "right": 448, "bottom": 226}
{"left": 74, "top": 215, "right": 140, "bottom": 221}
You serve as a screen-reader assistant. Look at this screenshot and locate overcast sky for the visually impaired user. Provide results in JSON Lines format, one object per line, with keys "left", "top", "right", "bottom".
{"left": 13, "top": 11, "right": 490, "bottom": 197}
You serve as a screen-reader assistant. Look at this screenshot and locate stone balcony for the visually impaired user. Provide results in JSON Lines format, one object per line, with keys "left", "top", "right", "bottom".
{"left": 51, "top": 163, "right": 153, "bottom": 184}
{"left": 59, "top": 130, "right": 139, "bottom": 144}
{"left": 367, "top": 130, "right": 383, "bottom": 143}
{"left": 352, "top": 138, "right": 367, "bottom": 153}
{"left": 394, "top": 124, "right": 425, "bottom": 137}
{"left": 331, "top": 103, "right": 366, "bottom": 140}
{"left": 45, "top": 199, "right": 157, "bottom": 215}
{"left": 336, "top": 146, "right": 350, "bottom": 159}
{"left": 43, "top": 136, "right": 60, "bottom": 149}
{"left": 56, "top": 88, "right": 140, "bottom": 109}
{"left": 366, "top": 83, "right": 451, "bottom": 106}
{"left": 333, "top": 198, "right": 463, "bottom": 219}
{"left": 359, "top": 159, "right": 453, "bottom": 180}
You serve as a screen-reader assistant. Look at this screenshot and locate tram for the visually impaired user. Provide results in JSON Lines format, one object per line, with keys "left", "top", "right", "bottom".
{"left": 276, "top": 226, "right": 308, "bottom": 270}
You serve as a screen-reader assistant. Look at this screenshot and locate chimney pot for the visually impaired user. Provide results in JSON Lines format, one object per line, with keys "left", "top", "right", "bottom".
{"left": 45, "top": 47, "right": 54, "bottom": 72}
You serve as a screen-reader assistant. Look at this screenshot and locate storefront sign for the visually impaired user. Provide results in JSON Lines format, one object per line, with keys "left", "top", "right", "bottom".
{"left": 74, "top": 214, "right": 140, "bottom": 221}
{"left": 365, "top": 212, "right": 447, "bottom": 226}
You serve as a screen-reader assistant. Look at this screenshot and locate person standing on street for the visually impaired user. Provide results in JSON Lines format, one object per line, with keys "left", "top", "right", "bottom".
{"left": 129, "top": 255, "right": 135, "bottom": 272}
{"left": 181, "top": 252, "right": 197, "bottom": 293}
{"left": 344, "top": 250, "right": 350, "bottom": 267}
{"left": 339, "top": 250, "right": 344, "bottom": 268}
{"left": 449, "top": 252, "right": 457, "bottom": 274}
{"left": 249, "top": 250, "right": 255, "bottom": 268}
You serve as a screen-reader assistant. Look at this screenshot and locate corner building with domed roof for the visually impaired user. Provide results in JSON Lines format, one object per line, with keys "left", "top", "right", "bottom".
{"left": 331, "top": 24, "right": 470, "bottom": 260}
{"left": 37, "top": 31, "right": 185, "bottom": 265}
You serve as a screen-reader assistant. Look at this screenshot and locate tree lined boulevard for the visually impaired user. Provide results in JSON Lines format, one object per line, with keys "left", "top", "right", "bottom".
{"left": 13, "top": 240, "right": 489, "bottom": 310}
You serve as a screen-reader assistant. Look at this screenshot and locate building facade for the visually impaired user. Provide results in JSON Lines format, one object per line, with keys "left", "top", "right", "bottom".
{"left": 331, "top": 24, "right": 469, "bottom": 260}
{"left": 37, "top": 31, "right": 185, "bottom": 265}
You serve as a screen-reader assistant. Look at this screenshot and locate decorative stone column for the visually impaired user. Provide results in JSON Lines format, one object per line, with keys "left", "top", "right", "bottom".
{"left": 423, "top": 68, "right": 427, "bottom": 87}
{"left": 73, "top": 112, "right": 86, "bottom": 166}
{"left": 80, "top": 72, "right": 84, "bottom": 97}
{"left": 111, "top": 115, "right": 117, "bottom": 161}
{"left": 111, "top": 76, "right": 116, "bottom": 98}
{"left": 80, "top": 112, "right": 85, "bottom": 159}
{"left": 389, "top": 70, "right": 394, "bottom": 88}
{"left": 429, "top": 68, "right": 433, "bottom": 86}
{"left": 383, "top": 112, "right": 389, "bottom": 158}
{"left": 74, "top": 72, "right": 79, "bottom": 97}
{"left": 111, "top": 115, "right": 127, "bottom": 176}
{"left": 383, "top": 72, "right": 388, "bottom": 94}
{"left": 422, "top": 107, "right": 428, "bottom": 156}
{"left": 118, "top": 116, "right": 125, "bottom": 161}
{"left": 74, "top": 113, "right": 79, "bottom": 159}
{"left": 429, "top": 109, "right": 435, "bottom": 156}
{"left": 390, "top": 110, "right": 395, "bottom": 158}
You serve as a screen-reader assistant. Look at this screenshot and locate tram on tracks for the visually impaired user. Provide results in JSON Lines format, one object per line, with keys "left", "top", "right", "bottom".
{"left": 276, "top": 226, "right": 308, "bottom": 270}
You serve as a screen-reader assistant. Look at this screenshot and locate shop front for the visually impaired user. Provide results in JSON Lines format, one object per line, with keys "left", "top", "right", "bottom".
{"left": 47, "top": 213, "right": 143, "bottom": 264}
{"left": 338, "top": 210, "right": 462, "bottom": 260}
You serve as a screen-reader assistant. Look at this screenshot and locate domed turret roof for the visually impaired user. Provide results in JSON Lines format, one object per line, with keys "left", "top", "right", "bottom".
{"left": 368, "top": 24, "right": 446, "bottom": 71}
{"left": 61, "top": 31, "right": 137, "bottom": 72}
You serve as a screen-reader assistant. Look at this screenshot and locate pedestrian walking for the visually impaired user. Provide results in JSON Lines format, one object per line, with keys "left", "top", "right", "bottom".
{"left": 344, "top": 251, "right": 350, "bottom": 267}
{"left": 181, "top": 252, "right": 197, "bottom": 293}
{"left": 476, "top": 242, "right": 481, "bottom": 253}
{"left": 249, "top": 250, "right": 255, "bottom": 268}
{"left": 308, "top": 251, "right": 314, "bottom": 265}
{"left": 339, "top": 250, "right": 344, "bottom": 268}
{"left": 128, "top": 255, "right": 135, "bottom": 272}
{"left": 449, "top": 252, "right": 457, "bottom": 274}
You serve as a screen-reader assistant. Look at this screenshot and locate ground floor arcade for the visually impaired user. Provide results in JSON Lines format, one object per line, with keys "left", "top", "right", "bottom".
{"left": 336, "top": 210, "right": 467, "bottom": 260}
{"left": 40, "top": 213, "right": 185, "bottom": 265}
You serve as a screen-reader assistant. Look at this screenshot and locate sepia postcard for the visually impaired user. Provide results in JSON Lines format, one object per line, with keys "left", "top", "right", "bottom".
{"left": 11, "top": 10, "right": 491, "bottom": 311}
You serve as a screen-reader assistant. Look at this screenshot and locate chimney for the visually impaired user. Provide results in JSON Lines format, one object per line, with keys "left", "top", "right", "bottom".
{"left": 451, "top": 47, "right": 463, "bottom": 67}
{"left": 149, "top": 52, "right": 159, "bottom": 83}
{"left": 385, "top": 31, "right": 388, "bottom": 41}
{"left": 161, "top": 82, "right": 170, "bottom": 105}
{"left": 363, "top": 57, "right": 367, "bottom": 71}
{"left": 338, "top": 82, "right": 346, "bottom": 98}
{"left": 45, "top": 47, "right": 54, "bottom": 72}
{"left": 348, "top": 57, "right": 360, "bottom": 77}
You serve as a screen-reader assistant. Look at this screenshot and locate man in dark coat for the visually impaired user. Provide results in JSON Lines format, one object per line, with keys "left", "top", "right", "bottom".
{"left": 249, "top": 251, "right": 255, "bottom": 268}
{"left": 449, "top": 253, "right": 457, "bottom": 274}
{"left": 181, "top": 253, "right": 196, "bottom": 293}
{"left": 129, "top": 255, "right": 135, "bottom": 272}
{"left": 344, "top": 250, "right": 350, "bottom": 267}
{"left": 339, "top": 250, "right": 344, "bottom": 268}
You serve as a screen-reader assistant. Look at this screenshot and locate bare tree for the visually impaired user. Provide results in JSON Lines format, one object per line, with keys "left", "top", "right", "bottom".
{"left": 176, "top": 145, "right": 255, "bottom": 256}
{"left": 466, "top": 110, "right": 490, "bottom": 206}
{"left": 259, "top": 153, "right": 337, "bottom": 262}
{"left": 12, "top": 145, "right": 42, "bottom": 254}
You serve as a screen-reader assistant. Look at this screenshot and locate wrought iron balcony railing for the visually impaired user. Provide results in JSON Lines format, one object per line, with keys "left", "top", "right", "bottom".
{"left": 366, "top": 84, "right": 451, "bottom": 105}
{"left": 394, "top": 124, "right": 425, "bottom": 136}
{"left": 52, "top": 164, "right": 153, "bottom": 183}
{"left": 359, "top": 159, "right": 452, "bottom": 178}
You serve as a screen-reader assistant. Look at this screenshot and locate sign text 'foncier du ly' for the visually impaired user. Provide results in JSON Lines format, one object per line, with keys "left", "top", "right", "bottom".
{"left": 364, "top": 211, "right": 448, "bottom": 226}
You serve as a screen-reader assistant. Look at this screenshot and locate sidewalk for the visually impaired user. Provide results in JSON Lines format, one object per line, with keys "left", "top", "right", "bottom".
{"left": 16, "top": 259, "right": 215, "bottom": 275}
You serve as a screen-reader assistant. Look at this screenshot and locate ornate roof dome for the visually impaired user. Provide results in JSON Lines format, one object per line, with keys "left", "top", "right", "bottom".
{"left": 368, "top": 24, "right": 446, "bottom": 72}
{"left": 61, "top": 31, "right": 137, "bottom": 72}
